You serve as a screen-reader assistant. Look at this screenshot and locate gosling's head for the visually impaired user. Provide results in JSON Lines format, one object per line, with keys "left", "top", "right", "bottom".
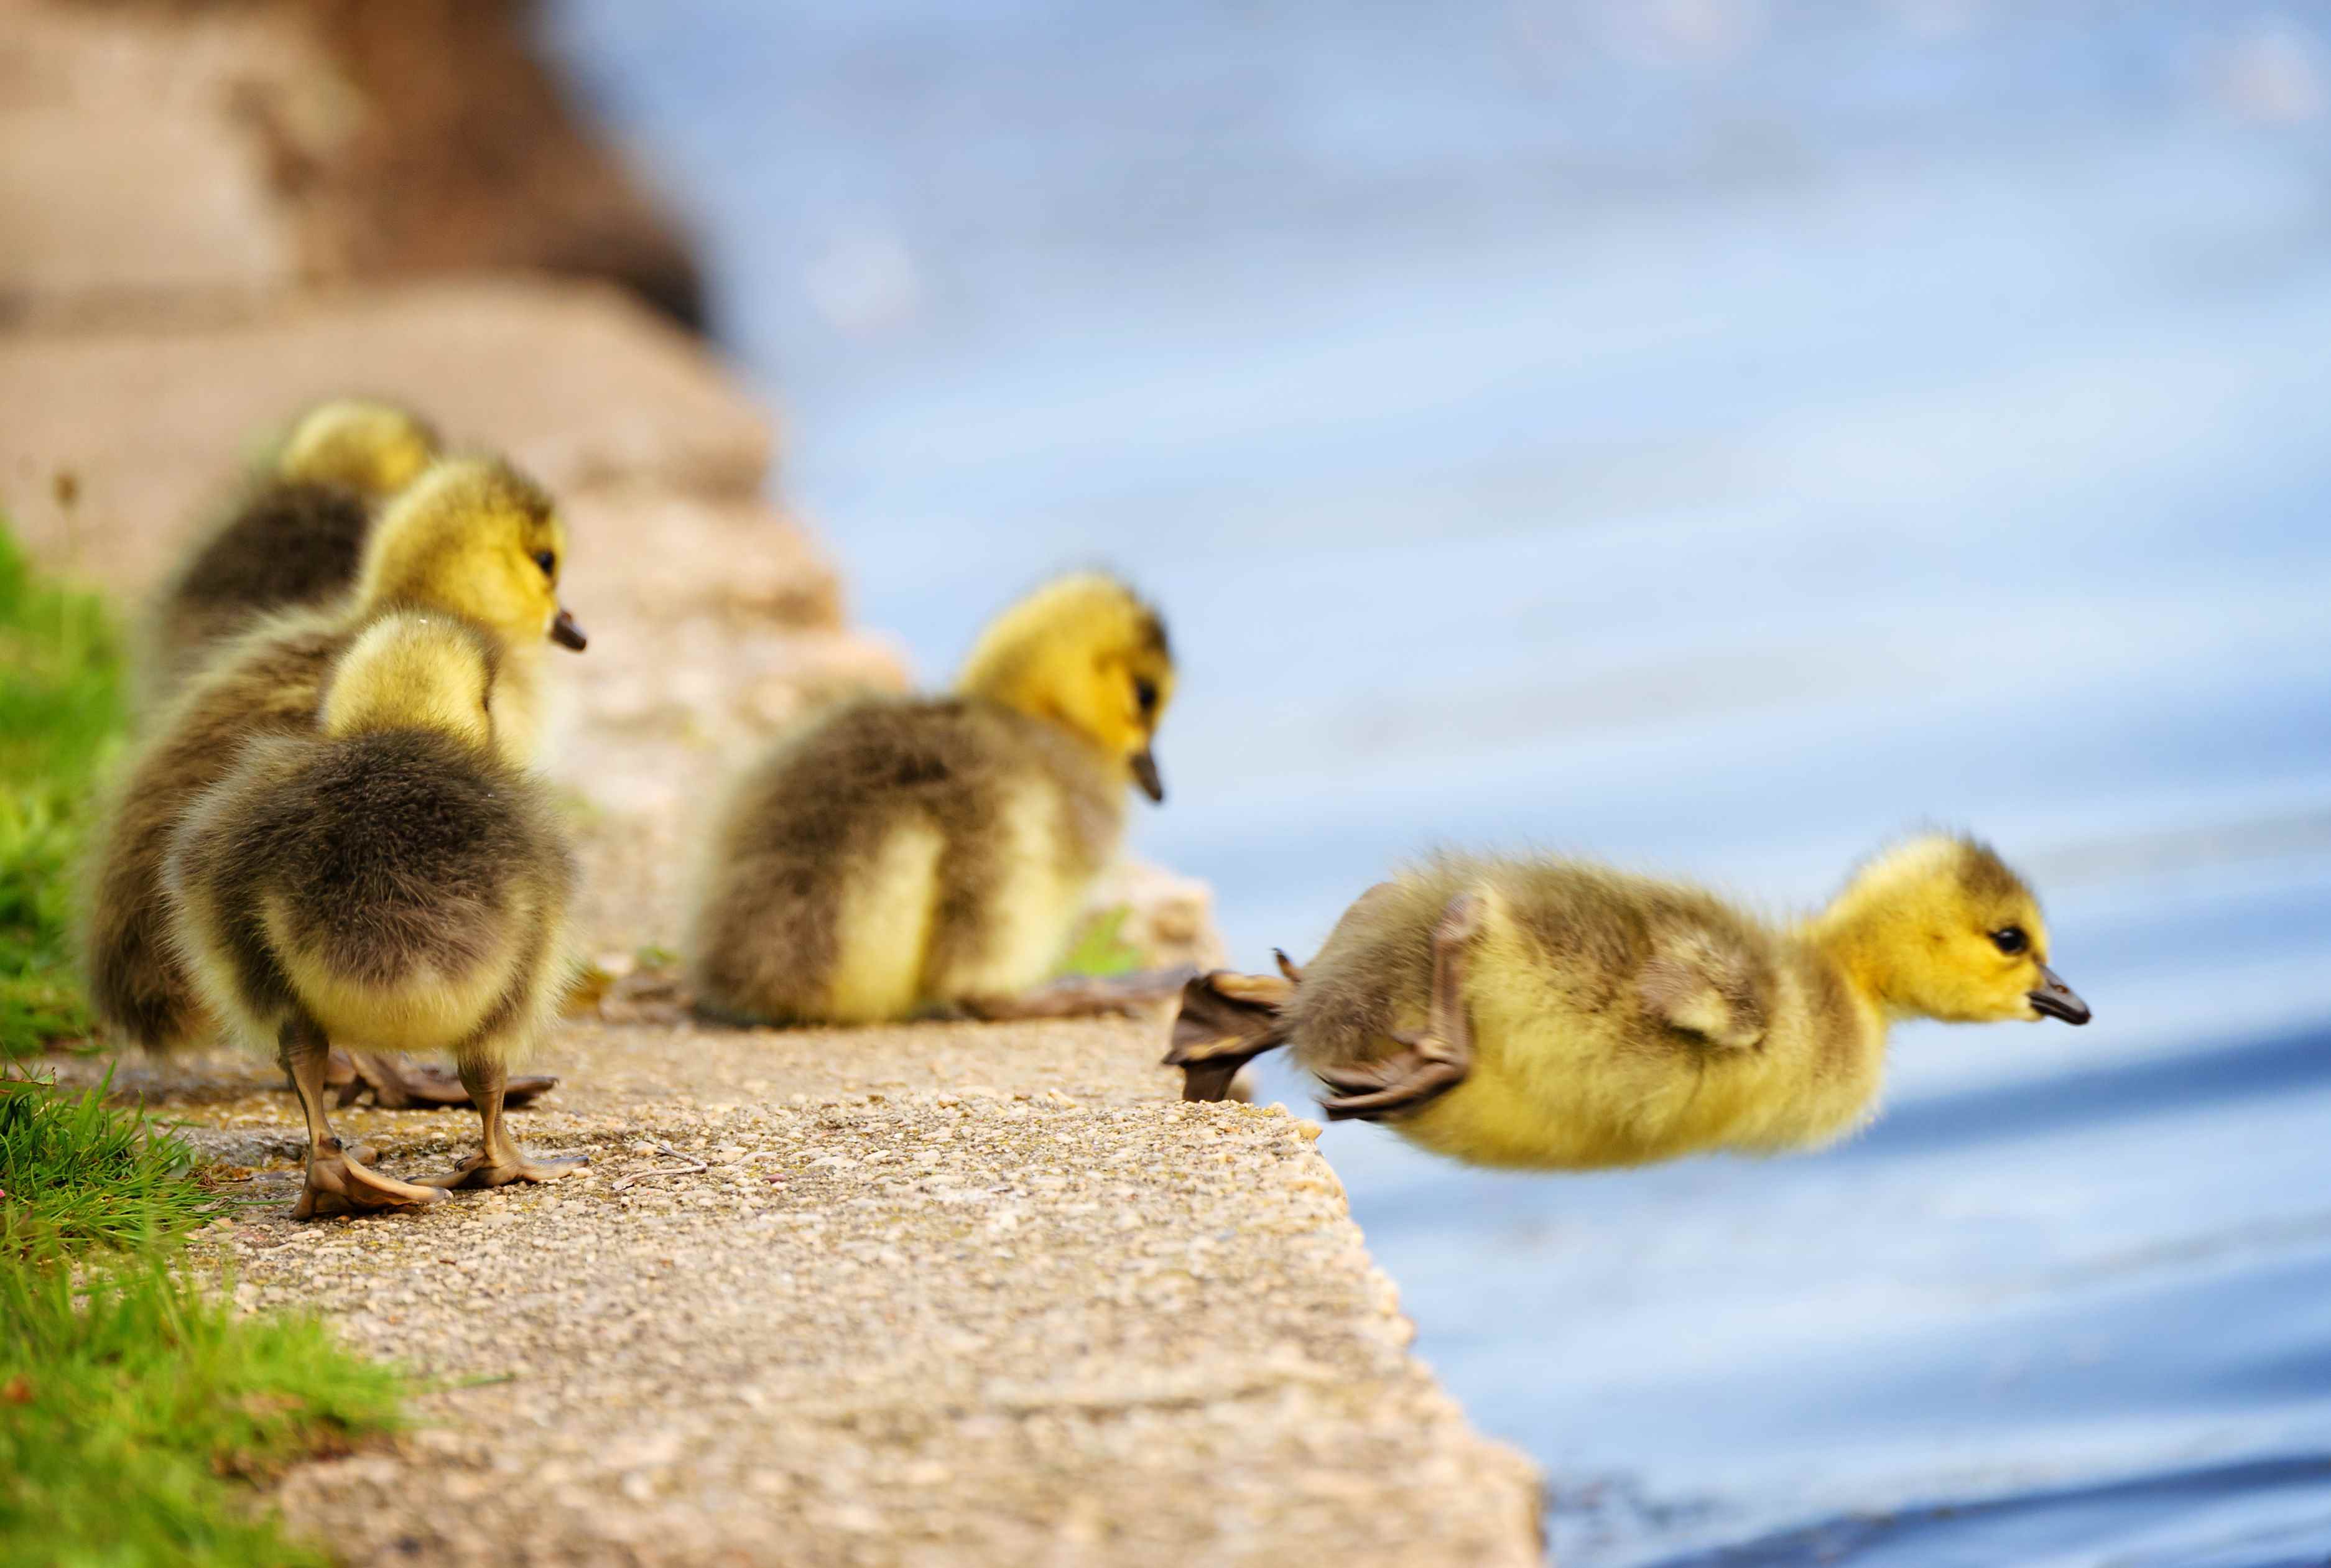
{"left": 954, "top": 573, "right": 1175, "bottom": 802}
{"left": 354, "top": 457, "right": 586, "bottom": 655}
{"left": 1820, "top": 835, "right": 2089, "bottom": 1026}
{"left": 320, "top": 613, "right": 499, "bottom": 754}
{"left": 275, "top": 398, "right": 441, "bottom": 496}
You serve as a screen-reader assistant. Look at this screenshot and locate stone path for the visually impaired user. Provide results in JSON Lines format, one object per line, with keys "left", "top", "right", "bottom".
{"left": 13, "top": 280, "right": 1541, "bottom": 1565}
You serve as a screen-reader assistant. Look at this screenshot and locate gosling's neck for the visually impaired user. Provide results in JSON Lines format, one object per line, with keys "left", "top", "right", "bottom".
{"left": 956, "top": 661, "right": 1052, "bottom": 725}
{"left": 1798, "top": 902, "right": 1911, "bottom": 1023}
{"left": 486, "top": 642, "right": 548, "bottom": 768}
{"left": 322, "top": 691, "right": 493, "bottom": 756}
{"left": 955, "top": 669, "right": 1103, "bottom": 763}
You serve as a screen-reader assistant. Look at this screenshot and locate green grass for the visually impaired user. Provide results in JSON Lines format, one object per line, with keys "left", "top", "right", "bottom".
{"left": 0, "top": 517, "right": 404, "bottom": 1566}
{"left": 0, "top": 516, "right": 127, "bottom": 1059}
{"left": 0, "top": 1251, "right": 404, "bottom": 1567}
{"left": 0, "top": 1070, "right": 399, "bottom": 1568}
{"left": 1056, "top": 904, "right": 1146, "bottom": 979}
{"left": 0, "top": 1072, "right": 220, "bottom": 1256}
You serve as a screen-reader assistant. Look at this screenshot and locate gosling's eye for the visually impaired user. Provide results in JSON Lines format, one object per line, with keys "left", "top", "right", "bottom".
{"left": 532, "top": 550, "right": 557, "bottom": 577}
{"left": 1133, "top": 677, "right": 1159, "bottom": 715}
{"left": 1991, "top": 926, "right": 2029, "bottom": 956}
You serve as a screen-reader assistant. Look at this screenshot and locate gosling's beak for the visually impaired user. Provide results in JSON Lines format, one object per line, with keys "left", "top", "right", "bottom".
{"left": 550, "top": 608, "right": 588, "bottom": 651}
{"left": 2028, "top": 963, "right": 2090, "bottom": 1026}
{"left": 1130, "top": 748, "right": 1164, "bottom": 804}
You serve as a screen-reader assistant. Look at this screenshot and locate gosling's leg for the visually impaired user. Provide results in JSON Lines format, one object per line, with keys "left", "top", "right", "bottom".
{"left": 1318, "top": 891, "right": 1481, "bottom": 1121}
{"left": 958, "top": 965, "right": 1202, "bottom": 1021}
{"left": 347, "top": 1051, "right": 560, "bottom": 1111}
{"left": 418, "top": 1055, "right": 587, "bottom": 1190}
{"left": 279, "top": 1019, "right": 443, "bottom": 1218}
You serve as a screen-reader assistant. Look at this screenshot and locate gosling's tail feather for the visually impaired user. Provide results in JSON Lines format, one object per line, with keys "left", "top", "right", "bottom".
{"left": 1165, "top": 968, "right": 1297, "bottom": 1102}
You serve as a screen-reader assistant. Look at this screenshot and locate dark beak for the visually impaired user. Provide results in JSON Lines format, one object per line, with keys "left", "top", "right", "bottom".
{"left": 2028, "top": 963, "right": 2090, "bottom": 1026}
{"left": 550, "top": 608, "right": 588, "bottom": 651}
{"left": 1130, "top": 748, "right": 1164, "bottom": 804}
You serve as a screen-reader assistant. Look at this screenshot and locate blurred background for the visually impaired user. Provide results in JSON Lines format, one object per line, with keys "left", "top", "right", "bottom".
{"left": 545, "top": 3, "right": 2331, "bottom": 1563}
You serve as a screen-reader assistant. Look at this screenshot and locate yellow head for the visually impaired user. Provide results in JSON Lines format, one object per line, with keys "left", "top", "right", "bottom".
{"left": 954, "top": 573, "right": 1175, "bottom": 801}
{"left": 320, "top": 613, "right": 498, "bottom": 753}
{"left": 1810, "top": 834, "right": 2088, "bottom": 1026}
{"left": 275, "top": 398, "right": 441, "bottom": 496}
{"left": 353, "top": 457, "right": 587, "bottom": 655}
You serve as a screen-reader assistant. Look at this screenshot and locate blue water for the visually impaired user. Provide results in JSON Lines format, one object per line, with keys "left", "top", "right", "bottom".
{"left": 548, "top": 4, "right": 2331, "bottom": 1561}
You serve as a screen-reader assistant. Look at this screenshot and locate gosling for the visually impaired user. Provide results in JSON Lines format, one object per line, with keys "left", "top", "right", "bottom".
{"left": 1167, "top": 835, "right": 2090, "bottom": 1169}
{"left": 80, "top": 457, "right": 586, "bottom": 1060}
{"left": 165, "top": 614, "right": 582, "bottom": 1215}
{"left": 142, "top": 398, "right": 440, "bottom": 705}
{"left": 687, "top": 572, "right": 1175, "bottom": 1025}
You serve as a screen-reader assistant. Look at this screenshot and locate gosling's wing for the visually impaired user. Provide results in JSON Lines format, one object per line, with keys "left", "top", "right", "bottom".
{"left": 1637, "top": 930, "right": 1768, "bottom": 1051}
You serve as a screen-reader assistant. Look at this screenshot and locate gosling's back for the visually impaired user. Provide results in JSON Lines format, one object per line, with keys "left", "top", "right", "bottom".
{"left": 167, "top": 722, "right": 573, "bottom": 1057}
{"left": 688, "top": 694, "right": 1127, "bottom": 1024}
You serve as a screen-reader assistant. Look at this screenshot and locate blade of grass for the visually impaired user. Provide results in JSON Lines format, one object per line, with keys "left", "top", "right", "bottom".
{"left": 1055, "top": 904, "right": 1146, "bottom": 980}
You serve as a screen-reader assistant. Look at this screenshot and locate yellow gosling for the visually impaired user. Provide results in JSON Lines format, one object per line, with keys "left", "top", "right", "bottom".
{"left": 687, "top": 572, "right": 1176, "bottom": 1024}
{"left": 80, "top": 457, "right": 586, "bottom": 1057}
{"left": 1168, "top": 835, "right": 2090, "bottom": 1169}
{"left": 164, "top": 613, "right": 582, "bottom": 1217}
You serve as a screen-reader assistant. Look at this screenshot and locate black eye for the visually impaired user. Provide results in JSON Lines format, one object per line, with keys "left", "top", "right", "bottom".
{"left": 532, "top": 550, "right": 556, "bottom": 577}
{"left": 1991, "top": 926, "right": 2029, "bottom": 956}
{"left": 1133, "top": 677, "right": 1159, "bottom": 715}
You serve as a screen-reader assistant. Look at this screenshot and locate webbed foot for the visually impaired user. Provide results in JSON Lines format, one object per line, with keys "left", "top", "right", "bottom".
{"left": 348, "top": 1051, "right": 558, "bottom": 1111}
{"left": 1316, "top": 891, "right": 1481, "bottom": 1121}
{"left": 1317, "top": 1034, "right": 1471, "bottom": 1120}
{"left": 1166, "top": 967, "right": 1299, "bottom": 1101}
{"left": 417, "top": 1146, "right": 587, "bottom": 1190}
{"left": 292, "top": 1139, "right": 446, "bottom": 1218}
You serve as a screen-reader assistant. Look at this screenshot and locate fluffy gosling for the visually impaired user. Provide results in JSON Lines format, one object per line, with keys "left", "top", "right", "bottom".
{"left": 165, "top": 613, "right": 581, "bottom": 1215}
{"left": 687, "top": 572, "right": 1175, "bottom": 1024}
{"left": 80, "top": 457, "right": 586, "bottom": 1057}
{"left": 1169, "top": 835, "right": 2090, "bottom": 1168}
{"left": 142, "top": 398, "right": 441, "bottom": 705}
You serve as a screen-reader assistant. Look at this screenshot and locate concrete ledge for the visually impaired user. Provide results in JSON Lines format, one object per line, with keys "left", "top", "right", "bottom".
{"left": 118, "top": 1014, "right": 1547, "bottom": 1566}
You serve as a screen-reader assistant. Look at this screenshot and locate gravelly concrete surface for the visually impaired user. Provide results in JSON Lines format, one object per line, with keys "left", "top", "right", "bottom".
{"left": 76, "top": 1013, "right": 1544, "bottom": 1566}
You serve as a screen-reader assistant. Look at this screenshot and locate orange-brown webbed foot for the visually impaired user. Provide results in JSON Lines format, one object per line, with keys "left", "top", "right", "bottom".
{"left": 417, "top": 1057, "right": 584, "bottom": 1190}
{"left": 1165, "top": 967, "right": 1299, "bottom": 1102}
{"left": 291, "top": 1137, "right": 447, "bottom": 1218}
{"left": 1316, "top": 1039, "right": 1471, "bottom": 1120}
{"left": 343, "top": 1051, "right": 558, "bottom": 1110}
{"left": 417, "top": 1147, "right": 586, "bottom": 1190}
